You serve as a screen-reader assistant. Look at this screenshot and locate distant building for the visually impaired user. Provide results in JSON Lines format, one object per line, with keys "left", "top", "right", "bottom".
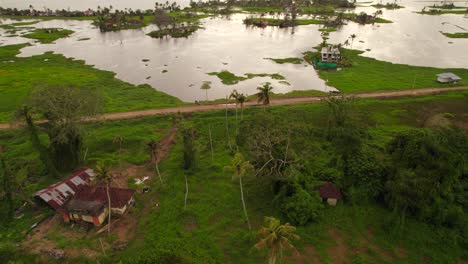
{"left": 437, "top": 73, "right": 462, "bottom": 84}
{"left": 318, "top": 182, "right": 342, "bottom": 206}
{"left": 321, "top": 46, "right": 341, "bottom": 63}
{"left": 63, "top": 187, "right": 135, "bottom": 226}
{"left": 83, "top": 9, "right": 94, "bottom": 16}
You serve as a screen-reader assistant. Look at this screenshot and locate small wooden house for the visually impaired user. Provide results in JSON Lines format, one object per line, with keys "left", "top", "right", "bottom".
{"left": 62, "top": 186, "right": 135, "bottom": 226}
{"left": 318, "top": 182, "right": 342, "bottom": 206}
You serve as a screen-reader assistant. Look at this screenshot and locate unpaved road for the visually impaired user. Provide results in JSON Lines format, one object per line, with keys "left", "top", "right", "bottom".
{"left": 1, "top": 86, "right": 466, "bottom": 130}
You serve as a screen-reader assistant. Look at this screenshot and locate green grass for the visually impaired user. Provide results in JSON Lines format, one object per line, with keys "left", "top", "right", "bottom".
{"left": 244, "top": 17, "right": 324, "bottom": 27}
{"left": 441, "top": 32, "right": 468, "bottom": 38}
{"left": 307, "top": 49, "right": 468, "bottom": 93}
{"left": 319, "top": 27, "right": 337, "bottom": 33}
{"left": 418, "top": 9, "right": 468, "bottom": 15}
{"left": 0, "top": 44, "right": 184, "bottom": 122}
{"left": 207, "top": 70, "right": 286, "bottom": 85}
{"left": 147, "top": 25, "right": 201, "bottom": 39}
{"left": 22, "top": 28, "right": 74, "bottom": 44}
{"left": 264, "top": 57, "right": 304, "bottom": 64}
{"left": 0, "top": 91, "right": 467, "bottom": 262}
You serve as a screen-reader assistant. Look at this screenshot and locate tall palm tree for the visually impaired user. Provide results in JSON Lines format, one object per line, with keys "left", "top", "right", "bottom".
{"left": 350, "top": 33, "right": 357, "bottom": 48}
{"left": 256, "top": 83, "right": 273, "bottom": 106}
{"left": 254, "top": 217, "right": 300, "bottom": 264}
{"left": 230, "top": 90, "right": 240, "bottom": 134}
{"left": 237, "top": 93, "right": 247, "bottom": 120}
{"left": 147, "top": 140, "right": 163, "bottom": 184}
{"left": 94, "top": 162, "right": 113, "bottom": 234}
{"left": 224, "top": 153, "right": 254, "bottom": 230}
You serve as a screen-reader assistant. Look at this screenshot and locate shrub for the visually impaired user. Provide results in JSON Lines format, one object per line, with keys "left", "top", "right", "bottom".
{"left": 280, "top": 188, "right": 323, "bottom": 225}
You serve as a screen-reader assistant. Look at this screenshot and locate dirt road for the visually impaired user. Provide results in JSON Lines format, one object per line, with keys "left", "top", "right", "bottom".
{"left": 1, "top": 86, "right": 466, "bottom": 130}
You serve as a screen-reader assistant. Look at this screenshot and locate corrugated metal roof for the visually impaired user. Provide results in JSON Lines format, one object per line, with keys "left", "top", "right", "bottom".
{"left": 436, "top": 72, "right": 462, "bottom": 80}
{"left": 35, "top": 168, "right": 95, "bottom": 210}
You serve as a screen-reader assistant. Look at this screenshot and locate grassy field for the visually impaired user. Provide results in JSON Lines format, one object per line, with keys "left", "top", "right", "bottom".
{"left": 305, "top": 48, "right": 468, "bottom": 93}
{"left": 0, "top": 44, "right": 184, "bottom": 123}
{"left": 207, "top": 70, "right": 285, "bottom": 85}
{"left": 442, "top": 32, "right": 468, "bottom": 38}
{"left": 22, "top": 28, "right": 74, "bottom": 43}
{"left": 1, "top": 90, "right": 466, "bottom": 263}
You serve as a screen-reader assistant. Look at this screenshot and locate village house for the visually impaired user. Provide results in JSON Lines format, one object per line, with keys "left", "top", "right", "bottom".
{"left": 63, "top": 186, "right": 135, "bottom": 226}
{"left": 318, "top": 182, "right": 342, "bottom": 206}
{"left": 35, "top": 168, "right": 135, "bottom": 226}
{"left": 83, "top": 9, "right": 95, "bottom": 16}
{"left": 436, "top": 72, "right": 462, "bottom": 84}
{"left": 321, "top": 45, "right": 341, "bottom": 63}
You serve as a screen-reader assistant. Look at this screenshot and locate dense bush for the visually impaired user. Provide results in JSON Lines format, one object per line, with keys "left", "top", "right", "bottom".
{"left": 280, "top": 188, "right": 323, "bottom": 225}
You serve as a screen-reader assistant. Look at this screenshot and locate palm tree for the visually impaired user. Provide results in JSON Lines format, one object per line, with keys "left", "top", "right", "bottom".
{"left": 147, "top": 140, "right": 163, "bottom": 184}
{"left": 256, "top": 82, "right": 273, "bottom": 106}
{"left": 230, "top": 90, "right": 240, "bottom": 134}
{"left": 200, "top": 81, "right": 211, "bottom": 101}
{"left": 237, "top": 93, "right": 247, "bottom": 120}
{"left": 350, "top": 34, "right": 357, "bottom": 48}
{"left": 94, "top": 162, "right": 113, "bottom": 234}
{"left": 254, "top": 217, "right": 300, "bottom": 264}
{"left": 224, "top": 153, "right": 254, "bottom": 230}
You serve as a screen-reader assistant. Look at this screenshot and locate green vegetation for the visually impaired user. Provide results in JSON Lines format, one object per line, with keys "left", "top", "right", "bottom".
{"left": 441, "top": 32, "right": 468, "bottom": 38}
{"left": 319, "top": 27, "right": 337, "bottom": 33}
{"left": 207, "top": 70, "right": 285, "bottom": 85}
{"left": 0, "top": 21, "right": 39, "bottom": 29}
{"left": 265, "top": 57, "right": 304, "bottom": 64}
{"left": 147, "top": 25, "right": 200, "bottom": 38}
{"left": 418, "top": 8, "right": 468, "bottom": 15}
{"left": 1, "top": 90, "right": 467, "bottom": 263}
{"left": 243, "top": 17, "right": 323, "bottom": 27}
{"left": 0, "top": 44, "right": 183, "bottom": 122}
{"left": 372, "top": 3, "right": 404, "bottom": 9}
{"left": 22, "top": 28, "right": 74, "bottom": 44}
{"left": 305, "top": 48, "right": 468, "bottom": 93}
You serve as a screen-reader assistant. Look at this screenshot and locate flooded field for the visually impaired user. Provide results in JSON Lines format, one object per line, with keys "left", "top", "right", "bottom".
{"left": 1, "top": 0, "right": 467, "bottom": 101}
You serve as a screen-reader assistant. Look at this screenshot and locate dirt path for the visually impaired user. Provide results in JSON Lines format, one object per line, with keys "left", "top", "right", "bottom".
{"left": 1, "top": 87, "right": 466, "bottom": 130}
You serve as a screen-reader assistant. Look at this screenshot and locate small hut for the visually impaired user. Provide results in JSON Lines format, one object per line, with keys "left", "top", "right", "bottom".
{"left": 436, "top": 73, "right": 462, "bottom": 84}
{"left": 318, "top": 182, "right": 342, "bottom": 206}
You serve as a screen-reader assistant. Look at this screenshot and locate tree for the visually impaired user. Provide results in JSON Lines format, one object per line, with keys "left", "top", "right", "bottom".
{"left": 200, "top": 81, "right": 211, "bottom": 101}
{"left": 224, "top": 153, "right": 254, "bottom": 230}
{"left": 254, "top": 216, "right": 300, "bottom": 264}
{"left": 94, "top": 162, "right": 113, "bottom": 234}
{"left": 182, "top": 126, "right": 196, "bottom": 209}
{"left": 349, "top": 33, "right": 357, "bottom": 48}
{"left": 280, "top": 187, "right": 323, "bottom": 225}
{"left": 256, "top": 82, "right": 273, "bottom": 106}
{"left": 30, "top": 85, "right": 102, "bottom": 172}
{"left": 237, "top": 93, "right": 247, "bottom": 120}
{"left": 230, "top": 90, "right": 240, "bottom": 134}
{"left": 147, "top": 140, "right": 163, "bottom": 184}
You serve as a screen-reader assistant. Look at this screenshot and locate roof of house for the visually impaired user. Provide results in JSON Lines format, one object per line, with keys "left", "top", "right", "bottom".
{"left": 437, "top": 72, "right": 462, "bottom": 80}
{"left": 35, "top": 168, "right": 95, "bottom": 210}
{"left": 68, "top": 186, "right": 135, "bottom": 211}
{"left": 319, "top": 182, "right": 342, "bottom": 200}
{"left": 321, "top": 46, "right": 340, "bottom": 54}
{"left": 65, "top": 199, "right": 106, "bottom": 216}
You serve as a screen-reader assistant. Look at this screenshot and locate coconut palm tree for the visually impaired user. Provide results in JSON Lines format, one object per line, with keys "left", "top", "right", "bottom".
{"left": 94, "top": 162, "right": 113, "bottom": 234}
{"left": 147, "top": 140, "right": 163, "bottom": 184}
{"left": 350, "top": 33, "right": 357, "bottom": 48}
{"left": 230, "top": 89, "right": 240, "bottom": 134}
{"left": 200, "top": 81, "right": 211, "bottom": 101}
{"left": 254, "top": 217, "right": 300, "bottom": 264}
{"left": 237, "top": 93, "right": 247, "bottom": 120}
{"left": 224, "top": 153, "right": 254, "bottom": 230}
{"left": 256, "top": 82, "right": 273, "bottom": 106}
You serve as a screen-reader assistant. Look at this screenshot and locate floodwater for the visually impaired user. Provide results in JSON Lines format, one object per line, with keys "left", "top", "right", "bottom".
{"left": 0, "top": 0, "right": 192, "bottom": 10}
{"left": 0, "top": 0, "right": 467, "bottom": 101}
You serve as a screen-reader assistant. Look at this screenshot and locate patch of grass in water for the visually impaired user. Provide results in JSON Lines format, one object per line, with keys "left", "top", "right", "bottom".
{"left": 265, "top": 57, "right": 303, "bottom": 64}
{"left": 441, "top": 32, "right": 468, "bottom": 38}
{"left": 22, "top": 28, "right": 74, "bottom": 43}
{"left": 207, "top": 71, "right": 286, "bottom": 85}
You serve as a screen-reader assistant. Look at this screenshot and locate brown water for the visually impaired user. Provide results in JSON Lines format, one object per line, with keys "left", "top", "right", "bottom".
{"left": 0, "top": 0, "right": 467, "bottom": 101}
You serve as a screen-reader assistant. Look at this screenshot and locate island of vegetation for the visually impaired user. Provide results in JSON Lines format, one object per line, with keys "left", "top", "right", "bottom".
{"left": 372, "top": 1, "right": 404, "bottom": 9}
{"left": 22, "top": 28, "right": 74, "bottom": 44}
{"left": 441, "top": 32, "right": 468, "bottom": 38}
{"left": 418, "top": 3, "right": 468, "bottom": 15}
{"left": 207, "top": 70, "right": 285, "bottom": 85}
{"left": 265, "top": 57, "right": 304, "bottom": 64}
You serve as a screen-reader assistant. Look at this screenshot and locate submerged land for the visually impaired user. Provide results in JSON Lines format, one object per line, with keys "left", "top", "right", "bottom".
{"left": 0, "top": 1, "right": 467, "bottom": 263}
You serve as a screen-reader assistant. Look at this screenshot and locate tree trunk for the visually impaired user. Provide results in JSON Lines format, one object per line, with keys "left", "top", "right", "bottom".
{"left": 208, "top": 125, "right": 214, "bottom": 164}
{"left": 184, "top": 174, "right": 189, "bottom": 210}
{"left": 239, "top": 176, "right": 251, "bottom": 230}
{"left": 106, "top": 183, "right": 111, "bottom": 234}
{"left": 225, "top": 96, "right": 232, "bottom": 151}
{"left": 155, "top": 163, "right": 163, "bottom": 184}
{"left": 235, "top": 105, "right": 238, "bottom": 136}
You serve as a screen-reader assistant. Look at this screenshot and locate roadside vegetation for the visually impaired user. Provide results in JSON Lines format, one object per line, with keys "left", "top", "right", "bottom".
{"left": 305, "top": 48, "right": 468, "bottom": 93}
{"left": 0, "top": 89, "right": 467, "bottom": 263}
{"left": 22, "top": 28, "right": 74, "bottom": 44}
{"left": 0, "top": 44, "right": 183, "bottom": 123}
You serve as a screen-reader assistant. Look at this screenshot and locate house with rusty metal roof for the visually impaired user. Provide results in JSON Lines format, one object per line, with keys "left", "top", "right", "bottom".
{"left": 35, "top": 168, "right": 95, "bottom": 210}
{"left": 318, "top": 182, "right": 342, "bottom": 206}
